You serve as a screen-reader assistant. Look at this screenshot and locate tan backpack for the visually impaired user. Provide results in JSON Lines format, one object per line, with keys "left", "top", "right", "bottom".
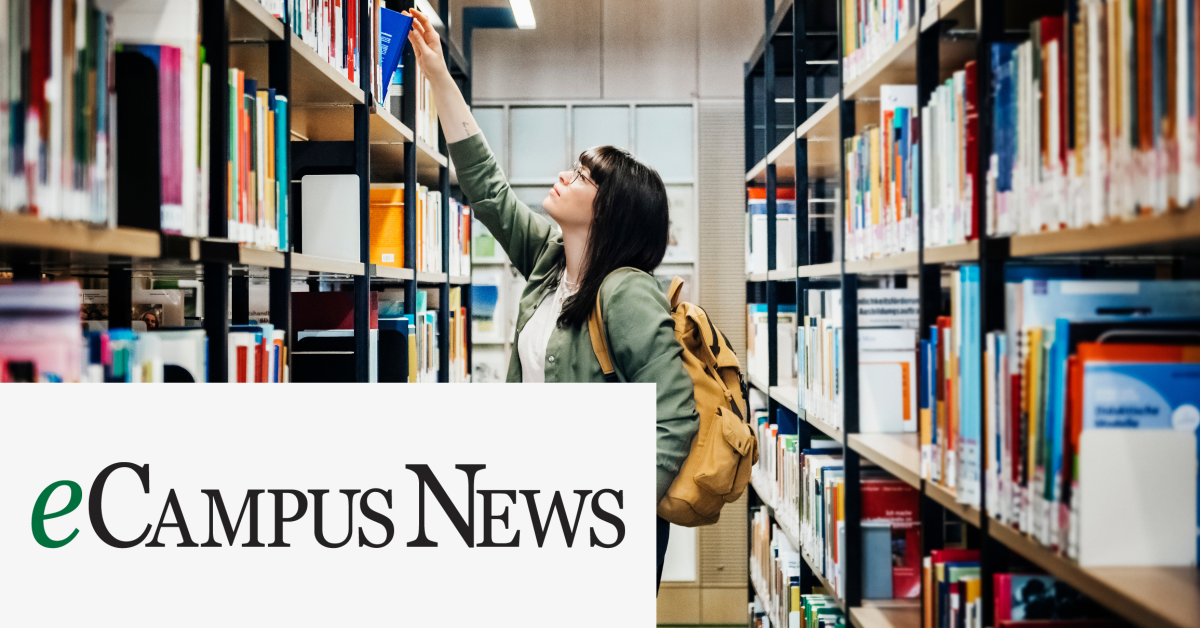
{"left": 588, "top": 275, "right": 759, "bottom": 527}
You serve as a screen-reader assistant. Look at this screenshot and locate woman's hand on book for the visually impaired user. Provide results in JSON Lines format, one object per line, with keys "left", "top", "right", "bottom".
{"left": 406, "top": 9, "right": 451, "bottom": 86}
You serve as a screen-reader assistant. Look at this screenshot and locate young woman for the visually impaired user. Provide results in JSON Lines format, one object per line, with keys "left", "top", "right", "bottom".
{"left": 406, "top": 10, "right": 699, "bottom": 593}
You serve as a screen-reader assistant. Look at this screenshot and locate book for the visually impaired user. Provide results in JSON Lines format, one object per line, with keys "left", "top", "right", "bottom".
{"left": 860, "top": 476, "right": 921, "bottom": 598}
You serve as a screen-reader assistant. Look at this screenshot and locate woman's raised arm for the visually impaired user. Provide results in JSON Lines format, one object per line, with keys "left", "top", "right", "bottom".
{"left": 404, "top": 9, "right": 557, "bottom": 279}
{"left": 406, "top": 9, "right": 480, "bottom": 143}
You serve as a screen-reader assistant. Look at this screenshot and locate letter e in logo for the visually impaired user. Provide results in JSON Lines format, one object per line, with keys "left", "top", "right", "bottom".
{"left": 32, "top": 481, "right": 82, "bottom": 548}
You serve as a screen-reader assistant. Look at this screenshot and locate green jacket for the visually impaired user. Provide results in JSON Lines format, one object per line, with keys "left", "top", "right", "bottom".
{"left": 448, "top": 133, "right": 699, "bottom": 502}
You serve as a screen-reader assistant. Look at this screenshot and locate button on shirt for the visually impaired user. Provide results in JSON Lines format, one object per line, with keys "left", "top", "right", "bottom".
{"left": 517, "top": 278, "right": 577, "bottom": 383}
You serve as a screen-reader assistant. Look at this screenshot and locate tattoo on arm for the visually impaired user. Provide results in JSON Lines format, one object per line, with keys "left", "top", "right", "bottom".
{"left": 463, "top": 122, "right": 470, "bottom": 135}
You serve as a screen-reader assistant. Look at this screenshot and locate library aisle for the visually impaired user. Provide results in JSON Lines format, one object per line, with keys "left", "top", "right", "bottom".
{"left": 743, "top": 0, "right": 1200, "bottom": 628}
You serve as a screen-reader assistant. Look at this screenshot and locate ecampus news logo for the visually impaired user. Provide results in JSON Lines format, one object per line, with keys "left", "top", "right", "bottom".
{"left": 31, "top": 462, "right": 626, "bottom": 550}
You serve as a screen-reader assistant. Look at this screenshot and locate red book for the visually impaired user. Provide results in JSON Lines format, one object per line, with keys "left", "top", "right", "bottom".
{"left": 236, "top": 345, "right": 248, "bottom": 383}
{"left": 1039, "top": 16, "right": 1068, "bottom": 170}
{"left": 254, "top": 343, "right": 265, "bottom": 383}
{"left": 964, "top": 61, "right": 979, "bottom": 240}
{"left": 862, "top": 479, "right": 921, "bottom": 597}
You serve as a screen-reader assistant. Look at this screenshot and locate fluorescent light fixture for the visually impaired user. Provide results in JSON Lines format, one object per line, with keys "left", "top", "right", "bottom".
{"left": 415, "top": 0, "right": 444, "bottom": 29}
{"left": 509, "top": 0, "right": 536, "bottom": 29}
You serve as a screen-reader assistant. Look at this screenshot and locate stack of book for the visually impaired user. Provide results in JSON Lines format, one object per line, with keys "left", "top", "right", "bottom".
{"left": 861, "top": 472, "right": 921, "bottom": 599}
{"left": 799, "top": 440, "right": 845, "bottom": 596}
{"left": 414, "top": 61, "right": 439, "bottom": 147}
{"left": 0, "top": 283, "right": 214, "bottom": 383}
{"left": 746, "top": 187, "right": 797, "bottom": 274}
{"left": 0, "top": 0, "right": 116, "bottom": 225}
{"left": 800, "top": 289, "right": 843, "bottom": 430}
{"left": 841, "top": 0, "right": 917, "bottom": 84}
{"left": 285, "top": 0, "right": 362, "bottom": 85}
{"left": 922, "top": 64, "right": 980, "bottom": 249}
{"left": 752, "top": 406, "right": 802, "bottom": 537}
{"left": 844, "top": 85, "right": 920, "bottom": 261}
{"left": 369, "top": 184, "right": 462, "bottom": 274}
{"left": 991, "top": 572, "right": 1111, "bottom": 628}
{"left": 446, "top": 286, "right": 468, "bottom": 382}
{"left": 986, "top": 6, "right": 1200, "bottom": 236}
{"left": 751, "top": 506, "right": 801, "bottom": 628}
{"left": 985, "top": 275, "right": 1200, "bottom": 566}
{"left": 918, "top": 266, "right": 982, "bottom": 509}
{"left": 859, "top": 287, "right": 920, "bottom": 433}
{"left": 747, "top": 302, "right": 798, "bottom": 386}
{"left": 794, "top": 593, "right": 845, "bottom": 628}
{"left": 226, "top": 73, "right": 288, "bottom": 249}
{"left": 922, "top": 549, "right": 981, "bottom": 628}
{"left": 449, "top": 197, "right": 471, "bottom": 277}
{"left": 802, "top": 287, "right": 920, "bottom": 433}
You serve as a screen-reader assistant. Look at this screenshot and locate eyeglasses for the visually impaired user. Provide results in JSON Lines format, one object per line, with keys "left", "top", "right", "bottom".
{"left": 568, "top": 163, "right": 596, "bottom": 187}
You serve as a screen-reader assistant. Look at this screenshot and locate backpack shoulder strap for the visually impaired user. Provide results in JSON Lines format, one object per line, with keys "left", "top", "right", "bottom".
{"left": 588, "top": 298, "right": 619, "bottom": 383}
{"left": 586, "top": 267, "right": 647, "bottom": 383}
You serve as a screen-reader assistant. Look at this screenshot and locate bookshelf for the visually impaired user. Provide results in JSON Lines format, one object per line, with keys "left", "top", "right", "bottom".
{"left": 743, "top": 0, "right": 1200, "bottom": 627}
{"left": 0, "top": 0, "right": 473, "bottom": 384}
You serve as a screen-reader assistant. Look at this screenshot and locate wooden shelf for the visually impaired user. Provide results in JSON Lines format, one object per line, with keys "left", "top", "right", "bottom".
{"left": 843, "top": 29, "right": 918, "bottom": 101}
{"left": 847, "top": 433, "right": 920, "bottom": 488}
{"left": 0, "top": 213, "right": 161, "bottom": 258}
{"left": 798, "top": 261, "right": 842, "bottom": 278}
{"left": 416, "top": 271, "right": 448, "bottom": 284}
{"left": 289, "top": 36, "right": 364, "bottom": 107}
{"left": 747, "top": 96, "right": 843, "bottom": 184}
{"left": 923, "top": 481, "right": 981, "bottom": 527}
{"left": 801, "top": 97, "right": 844, "bottom": 180}
{"left": 849, "top": 601, "right": 921, "bottom": 628}
{"left": 768, "top": 267, "right": 797, "bottom": 281}
{"left": 229, "top": 0, "right": 285, "bottom": 42}
{"left": 747, "top": 373, "right": 769, "bottom": 394}
{"left": 769, "top": 386, "right": 799, "bottom": 414}
{"left": 370, "top": 264, "right": 414, "bottom": 281}
{"left": 802, "top": 549, "right": 845, "bottom": 609}
{"left": 923, "top": 240, "right": 979, "bottom": 264}
{"left": 1009, "top": 209, "right": 1200, "bottom": 257}
{"left": 920, "top": 0, "right": 975, "bottom": 33}
{"left": 844, "top": 251, "right": 919, "bottom": 274}
{"left": 988, "top": 520, "right": 1200, "bottom": 628}
{"left": 416, "top": 139, "right": 448, "bottom": 184}
{"left": 291, "top": 253, "right": 363, "bottom": 275}
{"left": 747, "top": 272, "right": 769, "bottom": 282}
{"left": 236, "top": 245, "right": 286, "bottom": 268}
{"left": 449, "top": 275, "right": 471, "bottom": 285}
{"left": 806, "top": 411, "right": 845, "bottom": 443}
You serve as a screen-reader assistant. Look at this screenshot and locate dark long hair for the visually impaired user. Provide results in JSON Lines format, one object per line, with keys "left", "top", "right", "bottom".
{"left": 556, "top": 146, "right": 669, "bottom": 328}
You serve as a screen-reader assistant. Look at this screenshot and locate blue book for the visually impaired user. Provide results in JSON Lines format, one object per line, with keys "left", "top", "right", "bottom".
{"left": 991, "top": 43, "right": 1018, "bottom": 193}
{"left": 379, "top": 9, "right": 413, "bottom": 91}
{"left": 275, "top": 94, "right": 289, "bottom": 250}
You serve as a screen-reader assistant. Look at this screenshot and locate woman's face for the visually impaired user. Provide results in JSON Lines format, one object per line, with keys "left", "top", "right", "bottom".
{"left": 542, "top": 164, "right": 597, "bottom": 230}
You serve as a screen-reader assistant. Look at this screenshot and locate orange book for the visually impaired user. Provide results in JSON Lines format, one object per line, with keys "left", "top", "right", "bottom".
{"left": 369, "top": 185, "right": 405, "bottom": 268}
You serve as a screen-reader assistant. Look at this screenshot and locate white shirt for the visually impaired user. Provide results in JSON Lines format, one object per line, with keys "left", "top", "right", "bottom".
{"left": 518, "top": 276, "right": 578, "bottom": 383}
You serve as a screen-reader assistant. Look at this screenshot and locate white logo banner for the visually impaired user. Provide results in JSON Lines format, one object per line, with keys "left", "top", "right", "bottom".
{"left": 0, "top": 384, "right": 657, "bottom": 626}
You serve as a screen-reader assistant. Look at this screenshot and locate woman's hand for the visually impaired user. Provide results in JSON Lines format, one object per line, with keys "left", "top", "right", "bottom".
{"left": 405, "top": 9, "right": 451, "bottom": 87}
{"left": 403, "top": 8, "right": 481, "bottom": 143}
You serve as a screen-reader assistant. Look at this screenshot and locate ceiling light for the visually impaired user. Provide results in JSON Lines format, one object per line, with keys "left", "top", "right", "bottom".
{"left": 508, "top": 0, "right": 536, "bottom": 29}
